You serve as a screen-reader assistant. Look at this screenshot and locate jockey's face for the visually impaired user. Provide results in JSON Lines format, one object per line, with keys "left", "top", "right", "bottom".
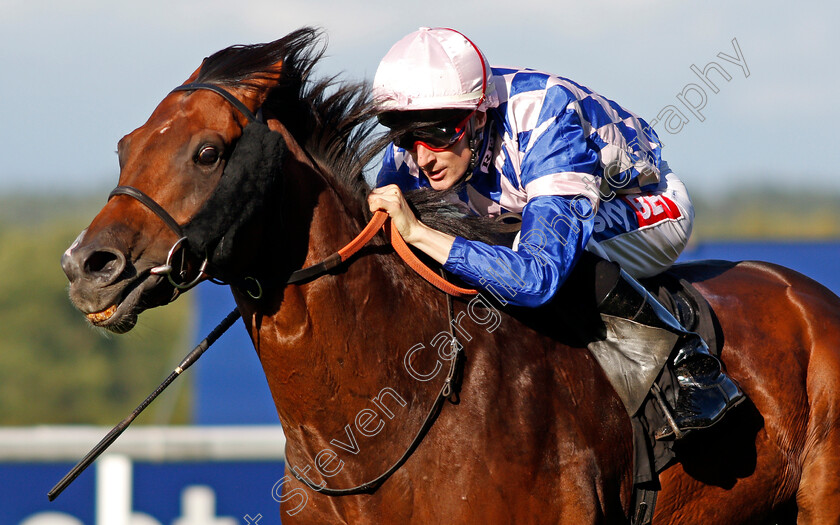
{"left": 411, "top": 138, "right": 471, "bottom": 191}
{"left": 409, "top": 112, "right": 486, "bottom": 191}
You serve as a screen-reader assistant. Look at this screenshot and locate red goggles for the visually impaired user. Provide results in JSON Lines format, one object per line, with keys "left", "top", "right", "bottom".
{"left": 393, "top": 110, "right": 475, "bottom": 152}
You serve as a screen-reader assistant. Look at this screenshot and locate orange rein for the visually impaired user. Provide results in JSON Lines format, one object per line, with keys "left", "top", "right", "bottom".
{"left": 336, "top": 210, "right": 478, "bottom": 297}
{"left": 264, "top": 117, "right": 475, "bottom": 298}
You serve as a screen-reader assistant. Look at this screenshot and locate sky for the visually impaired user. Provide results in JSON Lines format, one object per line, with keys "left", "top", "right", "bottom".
{"left": 1, "top": 0, "right": 838, "bottom": 197}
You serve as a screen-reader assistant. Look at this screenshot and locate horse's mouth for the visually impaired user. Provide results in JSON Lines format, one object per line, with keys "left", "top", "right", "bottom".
{"left": 86, "top": 305, "right": 118, "bottom": 324}
{"left": 82, "top": 271, "right": 172, "bottom": 333}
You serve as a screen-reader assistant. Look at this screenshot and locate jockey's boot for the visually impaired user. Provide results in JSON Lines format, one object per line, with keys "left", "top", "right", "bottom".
{"left": 597, "top": 269, "right": 746, "bottom": 440}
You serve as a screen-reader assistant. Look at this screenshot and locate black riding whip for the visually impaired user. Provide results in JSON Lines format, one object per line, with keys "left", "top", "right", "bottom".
{"left": 47, "top": 307, "right": 240, "bottom": 501}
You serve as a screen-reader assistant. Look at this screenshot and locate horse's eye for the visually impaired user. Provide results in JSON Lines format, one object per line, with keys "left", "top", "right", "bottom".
{"left": 196, "top": 145, "right": 220, "bottom": 166}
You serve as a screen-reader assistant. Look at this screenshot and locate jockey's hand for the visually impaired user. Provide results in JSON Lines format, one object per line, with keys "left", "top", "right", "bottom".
{"left": 367, "top": 184, "right": 423, "bottom": 243}
{"left": 367, "top": 184, "right": 456, "bottom": 265}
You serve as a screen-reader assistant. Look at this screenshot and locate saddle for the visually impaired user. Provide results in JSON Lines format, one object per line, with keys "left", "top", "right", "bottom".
{"left": 534, "top": 261, "right": 722, "bottom": 524}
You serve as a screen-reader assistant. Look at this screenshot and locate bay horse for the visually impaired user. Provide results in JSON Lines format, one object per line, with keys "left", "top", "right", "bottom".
{"left": 61, "top": 28, "right": 840, "bottom": 523}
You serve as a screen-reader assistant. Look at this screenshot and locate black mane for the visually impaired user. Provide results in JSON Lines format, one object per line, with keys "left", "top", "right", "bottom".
{"left": 197, "top": 27, "right": 507, "bottom": 245}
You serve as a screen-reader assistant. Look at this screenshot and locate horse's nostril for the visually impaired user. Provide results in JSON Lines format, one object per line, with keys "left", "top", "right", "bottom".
{"left": 63, "top": 239, "right": 127, "bottom": 285}
{"left": 84, "top": 250, "right": 121, "bottom": 277}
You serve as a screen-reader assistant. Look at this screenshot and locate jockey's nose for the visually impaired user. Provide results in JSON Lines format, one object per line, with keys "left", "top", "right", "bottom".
{"left": 414, "top": 143, "right": 437, "bottom": 167}
{"left": 61, "top": 232, "right": 127, "bottom": 286}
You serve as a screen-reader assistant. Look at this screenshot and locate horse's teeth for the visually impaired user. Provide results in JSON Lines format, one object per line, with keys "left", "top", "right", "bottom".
{"left": 87, "top": 304, "right": 117, "bottom": 323}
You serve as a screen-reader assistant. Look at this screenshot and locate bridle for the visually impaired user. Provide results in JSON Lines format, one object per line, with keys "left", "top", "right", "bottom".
{"left": 51, "top": 81, "right": 482, "bottom": 503}
{"left": 109, "top": 82, "right": 477, "bottom": 299}
{"left": 108, "top": 185, "right": 211, "bottom": 291}
{"left": 108, "top": 83, "right": 259, "bottom": 294}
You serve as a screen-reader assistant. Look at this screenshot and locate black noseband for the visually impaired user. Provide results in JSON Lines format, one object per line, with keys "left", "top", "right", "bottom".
{"left": 107, "top": 82, "right": 286, "bottom": 292}
{"left": 108, "top": 185, "right": 185, "bottom": 239}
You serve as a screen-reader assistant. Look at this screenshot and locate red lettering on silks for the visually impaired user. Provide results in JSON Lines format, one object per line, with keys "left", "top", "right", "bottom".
{"left": 623, "top": 194, "right": 682, "bottom": 228}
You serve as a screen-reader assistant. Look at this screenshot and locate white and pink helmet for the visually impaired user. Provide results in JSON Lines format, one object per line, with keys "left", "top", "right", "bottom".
{"left": 373, "top": 27, "right": 500, "bottom": 113}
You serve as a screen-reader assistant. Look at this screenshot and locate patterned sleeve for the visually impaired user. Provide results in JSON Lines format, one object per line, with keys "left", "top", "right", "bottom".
{"left": 443, "top": 195, "right": 594, "bottom": 307}
{"left": 441, "top": 89, "right": 602, "bottom": 307}
{"left": 375, "top": 144, "right": 422, "bottom": 192}
{"left": 518, "top": 100, "right": 602, "bottom": 207}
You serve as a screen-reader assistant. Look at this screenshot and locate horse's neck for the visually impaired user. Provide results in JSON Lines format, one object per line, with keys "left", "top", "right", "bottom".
{"left": 235, "top": 146, "right": 447, "bottom": 469}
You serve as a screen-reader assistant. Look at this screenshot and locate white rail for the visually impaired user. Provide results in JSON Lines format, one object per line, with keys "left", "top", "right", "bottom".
{"left": 0, "top": 425, "right": 287, "bottom": 462}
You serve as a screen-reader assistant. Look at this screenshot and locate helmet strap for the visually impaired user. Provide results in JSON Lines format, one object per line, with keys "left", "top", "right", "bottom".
{"left": 464, "top": 117, "right": 485, "bottom": 180}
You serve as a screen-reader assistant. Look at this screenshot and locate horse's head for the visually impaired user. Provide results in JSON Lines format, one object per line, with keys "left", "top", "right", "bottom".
{"left": 60, "top": 30, "right": 320, "bottom": 333}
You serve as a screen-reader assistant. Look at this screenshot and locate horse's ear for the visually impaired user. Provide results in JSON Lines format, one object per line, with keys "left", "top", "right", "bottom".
{"left": 243, "top": 66, "right": 285, "bottom": 108}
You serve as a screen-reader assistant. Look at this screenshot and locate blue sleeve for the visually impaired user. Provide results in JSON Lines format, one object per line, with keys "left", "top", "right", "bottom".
{"left": 443, "top": 195, "right": 594, "bottom": 307}
{"left": 376, "top": 144, "right": 422, "bottom": 192}
{"left": 518, "top": 89, "right": 600, "bottom": 187}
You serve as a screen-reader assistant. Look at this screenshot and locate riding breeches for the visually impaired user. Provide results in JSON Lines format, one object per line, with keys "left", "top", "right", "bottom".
{"left": 584, "top": 162, "right": 694, "bottom": 279}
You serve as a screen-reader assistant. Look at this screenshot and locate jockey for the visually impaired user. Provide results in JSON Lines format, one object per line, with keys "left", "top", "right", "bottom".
{"left": 367, "top": 27, "right": 744, "bottom": 439}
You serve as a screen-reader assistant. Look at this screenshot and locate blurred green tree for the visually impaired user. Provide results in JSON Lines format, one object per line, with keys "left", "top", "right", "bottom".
{"left": 0, "top": 194, "right": 193, "bottom": 425}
